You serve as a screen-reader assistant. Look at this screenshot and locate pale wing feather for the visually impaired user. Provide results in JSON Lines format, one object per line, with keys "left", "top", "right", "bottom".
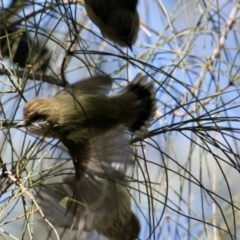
{"left": 86, "top": 128, "right": 134, "bottom": 179}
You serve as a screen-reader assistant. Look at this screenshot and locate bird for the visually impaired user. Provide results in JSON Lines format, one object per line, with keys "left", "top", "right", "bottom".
{"left": 17, "top": 74, "right": 156, "bottom": 239}
{"left": 83, "top": 0, "right": 140, "bottom": 50}
{"left": 17, "top": 73, "right": 157, "bottom": 182}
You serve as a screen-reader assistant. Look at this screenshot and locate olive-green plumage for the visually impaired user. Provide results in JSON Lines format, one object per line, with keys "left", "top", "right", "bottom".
{"left": 18, "top": 74, "right": 155, "bottom": 239}
{"left": 84, "top": 0, "right": 139, "bottom": 49}
{"left": 19, "top": 74, "right": 156, "bottom": 180}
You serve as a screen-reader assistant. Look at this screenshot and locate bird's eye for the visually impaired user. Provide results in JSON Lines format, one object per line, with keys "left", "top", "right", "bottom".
{"left": 29, "top": 114, "right": 47, "bottom": 122}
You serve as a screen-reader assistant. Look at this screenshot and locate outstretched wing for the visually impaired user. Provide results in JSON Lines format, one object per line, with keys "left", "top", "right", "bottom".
{"left": 57, "top": 76, "right": 113, "bottom": 97}
{"left": 61, "top": 128, "right": 134, "bottom": 181}
{"left": 38, "top": 174, "right": 140, "bottom": 239}
{"left": 87, "top": 128, "right": 134, "bottom": 178}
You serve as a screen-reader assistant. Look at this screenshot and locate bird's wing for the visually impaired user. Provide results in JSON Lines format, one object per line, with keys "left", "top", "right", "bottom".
{"left": 86, "top": 129, "right": 135, "bottom": 180}
{"left": 37, "top": 174, "right": 138, "bottom": 239}
{"left": 60, "top": 76, "right": 112, "bottom": 96}
{"left": 38, "top": 128, "right": 136, "bottom": 236}
{"left": 37, "top": 182, "right": 74, "bottom": 229}
{"left": 62, "top": 128, "right": 134, "bottom": 182}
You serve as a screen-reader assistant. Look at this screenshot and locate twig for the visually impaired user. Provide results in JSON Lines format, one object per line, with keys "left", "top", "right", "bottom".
{"left": 3, "top": 170, "right": 60, "bottom": 240}
{"left": 0, "top": 68, "right": 67, "bottom": 87}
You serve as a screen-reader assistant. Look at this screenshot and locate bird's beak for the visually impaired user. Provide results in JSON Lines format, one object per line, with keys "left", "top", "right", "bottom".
{"left": 16, "top": 120, "right": 27, "bottom": 128}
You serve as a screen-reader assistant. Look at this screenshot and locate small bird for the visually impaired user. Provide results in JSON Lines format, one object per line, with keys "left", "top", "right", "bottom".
{"left": 83, "top": 0, "right": 140, "bottom": 49}
{"left": 17, "top": 73, "right": 156, "bottom": 181}
{"left": 17, "top": 74, "right": 156, "bottom": 239}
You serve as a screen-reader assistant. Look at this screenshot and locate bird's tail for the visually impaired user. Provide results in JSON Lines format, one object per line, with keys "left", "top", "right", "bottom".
{"left": 115, "top": 73, "right": 157, "bottom": 138}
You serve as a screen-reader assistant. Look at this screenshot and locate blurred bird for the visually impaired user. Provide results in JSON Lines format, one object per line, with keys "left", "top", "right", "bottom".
{"left": 17, "top": 73, "right": 156, "bottom": 181}
{"left": 83, "top": 0, "right": 140, "bottom": 49}
{"left": 17, "top": 74, "right": 156, "bottom": 239}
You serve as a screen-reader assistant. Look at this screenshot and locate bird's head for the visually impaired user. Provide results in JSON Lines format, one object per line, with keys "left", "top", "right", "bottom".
{"left": 17, "top": 98, "right": 60, "bottom": 138}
